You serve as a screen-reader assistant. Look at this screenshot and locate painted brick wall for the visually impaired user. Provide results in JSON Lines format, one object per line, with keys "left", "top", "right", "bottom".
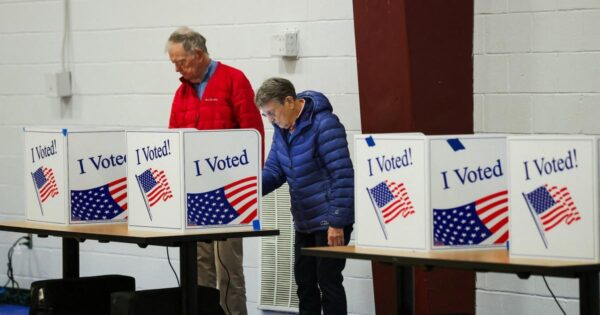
{"left": 0, "top": 1, "right": 372, "bottom": 314}
{"left": 474, "top": 0, "right": 600, "bottom": 313}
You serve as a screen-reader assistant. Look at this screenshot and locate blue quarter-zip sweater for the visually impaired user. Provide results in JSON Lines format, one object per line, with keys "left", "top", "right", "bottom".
{"left": 262, "top": 91, "right": 354, "bottom": 233}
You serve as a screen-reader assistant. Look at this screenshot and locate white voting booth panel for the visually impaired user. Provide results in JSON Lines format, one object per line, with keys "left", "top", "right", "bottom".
{"left": 355, "top": 133, "right": 508, "bottom": 251}
{"left": 509, "top": 135, "right": 600, "bottom": 261}
{"left": 127, "top": 129, "right": 261, "bottom": 232}
{"left": 24, "top": 128, "right": 127, "bottom": 224}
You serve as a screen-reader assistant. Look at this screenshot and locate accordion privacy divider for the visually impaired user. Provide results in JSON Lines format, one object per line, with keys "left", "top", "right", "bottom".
{"left": 354, "top": 133, "right": 508, "bottom": 251}
{"left": 508, "top": 134, "right": 600, "bottom": 261}
{"left": 24, "top": 127, "right": 128, "bottom": 224}
{"left": 126, "top": 128, "right": 261, "bottom": 232}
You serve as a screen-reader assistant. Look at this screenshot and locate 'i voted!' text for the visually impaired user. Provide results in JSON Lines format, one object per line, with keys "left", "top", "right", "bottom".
{"left": 30, "top": 139, "right": 57, "bottom": 163}
{"left": 523, "top": 149, "right": 578, "bottom": 180}
{"left": 135, "top": 140, "right": 171, "bottom": 165}
{"left": 367, "top": 148, "right": 413, "bottom": 176}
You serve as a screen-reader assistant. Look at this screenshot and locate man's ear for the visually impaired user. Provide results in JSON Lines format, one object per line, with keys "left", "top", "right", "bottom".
{"left": 284, "top": 96, "right": 294, "bottom": 105}
{"left": 195, "top": 49, "right": 205, "bottom": 60}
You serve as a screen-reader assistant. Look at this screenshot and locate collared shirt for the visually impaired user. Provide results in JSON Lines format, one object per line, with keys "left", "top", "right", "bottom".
{"left": 194, "top": 59, "right": 218, "bottom": 99}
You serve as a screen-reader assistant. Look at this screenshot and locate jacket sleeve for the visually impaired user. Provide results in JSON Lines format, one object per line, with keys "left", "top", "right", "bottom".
{"left": 316, "top": 115, "right": 355, "bottom": 228}
{"left": 230, "top": 72, "right": 266, "bottom": 164}
{"left": 261, "top": 135, "right": 286, "bottom": 196}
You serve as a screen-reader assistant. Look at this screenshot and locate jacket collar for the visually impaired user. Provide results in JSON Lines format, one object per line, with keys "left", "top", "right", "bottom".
{"left": 178, "top": 60, "right": 219, "bottom": 86}
{"left": 290, "top": 99, "right": 314, "bottom": 137}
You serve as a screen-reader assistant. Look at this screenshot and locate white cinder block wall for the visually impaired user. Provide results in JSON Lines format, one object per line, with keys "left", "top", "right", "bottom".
{"left": 6, "top": 0, "right": 597, "bottom": 313}
{"left": 474, "top": 0, "right": 600, "bottom": 314}
{"left": 0, "top": 1, "right": 373, "bottom": 314}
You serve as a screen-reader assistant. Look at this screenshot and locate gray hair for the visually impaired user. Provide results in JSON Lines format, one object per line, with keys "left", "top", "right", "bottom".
{"left": 166, "top": 26, "right": 208, "bottom": 55}
{"left": 255, "top": 77, "right": 297, "bottom": 108}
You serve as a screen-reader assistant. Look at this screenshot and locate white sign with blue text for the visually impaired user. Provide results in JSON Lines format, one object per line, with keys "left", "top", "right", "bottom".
{"left": 509, "top": 135, "right": 599, "bottom": 261}
{"left": 355, "top": 133, "right": 428, "bottom": 250}
{"left": 355, "top": 133, "right": 508, "bottom": 251}
{"left": 24, "top": 128, "right": 127, "bottom": 224}
{"left": 429, "top": 135, "right": 508, "bottom": 250}
{"left": 127, "top": 129, "right": 261, "bottom": 232}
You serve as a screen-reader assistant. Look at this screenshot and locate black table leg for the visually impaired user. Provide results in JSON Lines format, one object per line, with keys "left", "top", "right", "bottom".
{"left": 579, "top": 271, "right": 599, "bottom": 315}
{"left": 396, "top": 265, "right": 414, "bottom": 315}
{"left": 62, "top": 238, "right": 79, "bottom": 279}
{"left": 180, "top": 241, "right": 198, "bottom": 315}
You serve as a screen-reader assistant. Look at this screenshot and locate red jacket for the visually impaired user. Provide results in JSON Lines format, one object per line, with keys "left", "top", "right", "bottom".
{"left": 169, "top": 62, "right": 265, "bottom": 160}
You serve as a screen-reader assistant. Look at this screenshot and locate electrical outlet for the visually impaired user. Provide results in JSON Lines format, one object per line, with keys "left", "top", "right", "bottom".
{"left": 45, "top": 71, "right": 72, "bottom": 97}
{"left": 24, "top": 233, "right": 33, "bottom": 249}
{"left": 270, "top": 29, "right": 299, "bottom": 57}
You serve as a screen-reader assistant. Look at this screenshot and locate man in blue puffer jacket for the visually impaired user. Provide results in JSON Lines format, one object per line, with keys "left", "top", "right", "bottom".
{"left": 256, "top": 77, "right": 354, "bottom": 315}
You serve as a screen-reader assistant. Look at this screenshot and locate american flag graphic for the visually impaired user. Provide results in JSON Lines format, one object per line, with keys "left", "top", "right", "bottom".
{"left": 137, "top": 168, "right": 173, "bottom": 207}
{"left": 32, "top": 166, "right": 59, "bottom": 203}
{"left": 70, "top": 177, "right": 127, "bottom": 221}
{"left": 523, "top": 185, "right": 581, "bottom": 233}
{"left": 366, "top": 180, "right": 415, "bottom": 239}
{"left": 433, "top": 190, "right": 509, "bottom": 246}
{"left": 187, "top": 176, "right": 258, "bottom": 226}
{"left": 367, "top": 181, "right": 415, "bottom": 224}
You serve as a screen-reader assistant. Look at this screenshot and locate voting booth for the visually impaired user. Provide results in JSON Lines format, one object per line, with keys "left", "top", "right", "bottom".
{"left": 354, "top": 133, "right": 508, "bottom": 251}
{"left": 509, "top": 135, "right": 600, "bottom": 261}
{"left": 127, "top": 129, "right": 261, "bottom": 232}
{"left": 24, "top": 128, "right": 128, "bottom": 224}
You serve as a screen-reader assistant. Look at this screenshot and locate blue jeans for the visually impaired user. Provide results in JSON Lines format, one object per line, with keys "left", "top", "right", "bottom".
{"left": 294, "top": 225, "right": 353, "bottom": 315}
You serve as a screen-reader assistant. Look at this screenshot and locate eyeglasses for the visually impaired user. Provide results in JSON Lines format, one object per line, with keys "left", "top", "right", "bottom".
{"left": 261, "top": 110, "right": 277, "bottom": 118}
{"left": 261, "top": 99, "right": 290, "bottom": 119}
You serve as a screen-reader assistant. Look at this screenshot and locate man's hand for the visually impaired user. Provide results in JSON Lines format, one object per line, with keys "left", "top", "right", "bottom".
{"left": 327, "top": 227, "right": 345, "bottom": 247}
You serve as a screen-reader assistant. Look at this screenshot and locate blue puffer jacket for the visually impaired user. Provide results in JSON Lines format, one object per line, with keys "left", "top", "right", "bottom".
{"left": 262, "top": 91, "right": 354, "bottom": 233}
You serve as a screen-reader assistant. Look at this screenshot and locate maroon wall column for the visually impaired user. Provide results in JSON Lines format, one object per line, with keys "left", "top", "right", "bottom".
{"left": 352, "top": 0, "right": 475, "bottom": 314}
{"left": 404, "top": 0, "right": 474, "bottom": 135}
{"left": 353, "top": 0, "right": 414, "bottom": 133}
{"left": 353, "top": 0, "right": 473, "bottom": 135}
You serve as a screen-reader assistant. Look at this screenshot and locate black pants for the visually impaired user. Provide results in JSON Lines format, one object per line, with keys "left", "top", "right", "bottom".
{"left": 294, "top": 225, "right": 353, "bottom": 315}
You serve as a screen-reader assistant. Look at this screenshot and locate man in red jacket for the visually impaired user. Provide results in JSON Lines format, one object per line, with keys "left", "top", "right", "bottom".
{"left": 166, "top": 26, "right": 265, "bottom": 315}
